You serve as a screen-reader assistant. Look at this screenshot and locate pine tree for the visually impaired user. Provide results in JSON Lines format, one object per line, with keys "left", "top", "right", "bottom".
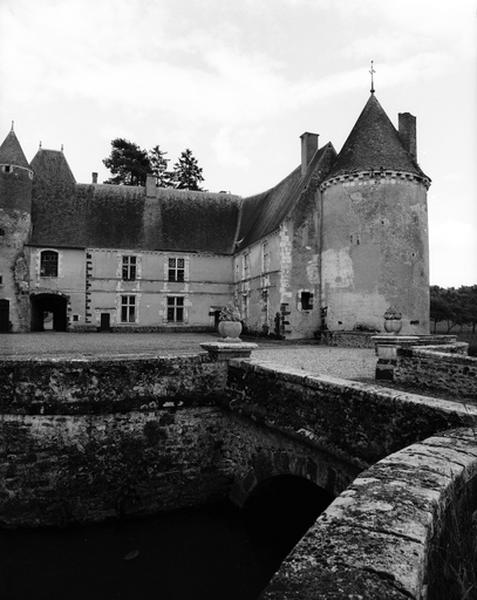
{"left": 103, "top": 139, "right": 151, "bottom": 186}
{"left": 149, "top": 145, "right": 173, "bottom": 188}
{"left": 172, "top": 149, "right": 204, "bottom": 191}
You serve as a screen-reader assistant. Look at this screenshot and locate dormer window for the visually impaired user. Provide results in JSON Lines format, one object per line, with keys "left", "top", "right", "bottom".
{"left": 40, "top": 250, "right": 58, "bottom": 277}
{"left": 3, "top": 165, "right": 11, "bottom": 173}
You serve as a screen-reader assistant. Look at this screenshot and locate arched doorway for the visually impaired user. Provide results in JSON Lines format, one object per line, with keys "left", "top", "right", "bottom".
{"left": 0, "top": 299, "right": 10, "bottom": 332}
{"left": 242, "top": 475, "right": 334, "bottom": 561}
{"left": 31, "top": 293, "right": 68, "bottom": 331}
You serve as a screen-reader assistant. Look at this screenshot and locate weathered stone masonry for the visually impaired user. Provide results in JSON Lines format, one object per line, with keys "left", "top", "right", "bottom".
{"left": 1, "top": 351, "right": 477, "bottom": 599}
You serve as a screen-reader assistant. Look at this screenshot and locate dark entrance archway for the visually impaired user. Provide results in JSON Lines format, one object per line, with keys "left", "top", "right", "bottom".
{"left": 0, "top": 299, "right": 10, "bottom": 332}
{"left": 31, "top": 293, "right": 68, "bottom": 332}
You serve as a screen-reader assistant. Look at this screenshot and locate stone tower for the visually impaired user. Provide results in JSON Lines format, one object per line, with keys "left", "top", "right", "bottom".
{"left": 319, "top": 93, "right": 431, "bottom": 334}
{"left": 0, "top": 125, "right": 33, "bottom": 332}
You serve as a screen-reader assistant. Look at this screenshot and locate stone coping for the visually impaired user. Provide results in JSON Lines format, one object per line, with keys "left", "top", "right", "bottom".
{"left": 261, "top": 427, "right": 477, "bottom": 599}
{"left": 233, "top": 358, "right": 477, "bottom": 419}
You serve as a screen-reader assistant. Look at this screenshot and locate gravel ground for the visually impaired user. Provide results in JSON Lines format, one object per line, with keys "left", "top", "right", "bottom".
{"left": 252, "top": 347, "right": 376, "bottom": 381}
{"left": 0, "top": 332, "right": 376, "bottom": 381}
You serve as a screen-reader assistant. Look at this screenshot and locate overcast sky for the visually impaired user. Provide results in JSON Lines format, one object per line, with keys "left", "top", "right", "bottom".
{"left": 1, "top": 0, "right": 475, "bottom": 287}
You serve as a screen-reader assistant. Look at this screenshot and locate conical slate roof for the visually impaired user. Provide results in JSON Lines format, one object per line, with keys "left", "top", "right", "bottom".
{"left": 326, "top": 94, "right": 427, "bottom": 180}
{"left": 0, "top": 128, "right": 30, "bottom": 168}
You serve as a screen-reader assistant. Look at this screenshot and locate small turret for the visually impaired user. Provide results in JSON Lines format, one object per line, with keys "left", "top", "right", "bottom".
{"left": 0, "top": 124, "right": 33, "bottom": 332}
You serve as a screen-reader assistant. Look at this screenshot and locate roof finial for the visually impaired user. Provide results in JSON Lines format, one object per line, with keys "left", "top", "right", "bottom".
{"left": 61, "top": 144, "right": 64, "bottom": 152}
{"left": 39, "top": 141, "right": 42, "bottom": 149}
{"left": 369, "top": 60, "right": 375, "bottom": 94}
{"left": 10, "top": 120, "right": 14, "bottom": 132}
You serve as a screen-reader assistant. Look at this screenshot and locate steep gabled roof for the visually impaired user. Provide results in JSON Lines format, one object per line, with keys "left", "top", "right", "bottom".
{"left": 30, "top": 149, "right": 76, "bottom": 185}
{"left": 237, "top": 143, "right": 336, "bottom": 250}
{"left": 0, "top": 129, "right": 30, "bottom": 169}
{"left": 326, "top": 94, "right": 427, "bottom": 180}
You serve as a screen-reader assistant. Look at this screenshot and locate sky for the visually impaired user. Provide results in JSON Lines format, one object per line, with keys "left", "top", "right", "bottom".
{"left": 0, "top": 0, "right": 476, "bottom": 287}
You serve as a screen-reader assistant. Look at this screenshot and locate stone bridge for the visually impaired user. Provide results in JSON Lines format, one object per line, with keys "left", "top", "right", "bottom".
{"left": 1, "top": 343, "right": 476, "bottom": 599}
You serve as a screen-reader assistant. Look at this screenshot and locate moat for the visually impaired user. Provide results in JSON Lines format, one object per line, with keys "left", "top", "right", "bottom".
{"left": 0, "top": 496, "right": 323, "bottom": 600}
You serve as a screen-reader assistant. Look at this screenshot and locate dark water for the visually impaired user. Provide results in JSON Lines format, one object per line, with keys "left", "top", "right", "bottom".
{"left": 0, "top": 502, "right": 288, "bottom": 600}
{"left": 0, "top": 477, "right": 332, "bottom": 600}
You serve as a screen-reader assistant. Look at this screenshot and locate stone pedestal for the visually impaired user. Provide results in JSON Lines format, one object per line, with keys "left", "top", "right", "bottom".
{"left": 372, "top": 335, "right": 419, "bottom": 381}
{"left": 200, "top": 341, "right": 258, "bottom": 361}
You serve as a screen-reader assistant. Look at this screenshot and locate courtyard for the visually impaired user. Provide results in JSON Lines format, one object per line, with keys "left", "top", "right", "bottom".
{"left": 0, "top": 332, "right": 377, "bottom": 382}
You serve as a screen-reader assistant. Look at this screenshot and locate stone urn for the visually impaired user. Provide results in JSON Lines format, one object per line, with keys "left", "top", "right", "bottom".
{"left": 218, "top": 320, "right": 242, "bottom": 341}
{"left": 218, "top": 303, "right": 242, "bottom": 341}
{"left": 383, "top": 306, "right": 402, "bottom": 334}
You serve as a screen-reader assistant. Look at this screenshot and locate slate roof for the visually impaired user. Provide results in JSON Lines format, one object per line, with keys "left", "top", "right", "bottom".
{"left": 326, "top": 94, "right": 428, "bottom": 180}
{"left": 30, "top": 149, "right": 76, "bottom": 185}
{"left": 30, "top": 182, "right": 241, "bottom": 254}
{"left": 237, "top": 143, "right": 336, "bottom": 250}
{"left": 0, "top": 129, "right": 30, "bottom": 169}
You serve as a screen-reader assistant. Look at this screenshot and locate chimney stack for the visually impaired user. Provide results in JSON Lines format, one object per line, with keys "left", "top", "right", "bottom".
{"left": 398, "top": 113, "right": 417, "bottom": 160}
{"left": 300, "top": 132, "right": 319, "bottom": 175}
{"left": 92, "top": 172, "right": 98, "bottom": 184}
{"left": 146, "top": 173, "right": 156, "bottom": 197}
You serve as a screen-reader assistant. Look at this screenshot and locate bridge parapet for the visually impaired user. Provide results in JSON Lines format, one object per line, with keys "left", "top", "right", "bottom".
{"left": 225, "top": 359, "right": 477, "bottom": 467}
{"left": 261, "top": 427, "right": 477, "bottom": 600}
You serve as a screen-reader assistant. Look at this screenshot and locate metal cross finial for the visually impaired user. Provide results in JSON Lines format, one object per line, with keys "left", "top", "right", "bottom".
{"left": 39, "top": 141, "right": 42, "bottom": 149}
{"left": 10, "top": 120, "right": 14, "bottom": 132}
{"left": 61, "top": 144, "right": 64, "bottom": 152}
{"left": 370, "top": 60, "right": 376, "bottom": 94}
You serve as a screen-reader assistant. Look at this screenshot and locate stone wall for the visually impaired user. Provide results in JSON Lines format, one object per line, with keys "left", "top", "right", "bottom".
{"left": 0, "top": 353, "right": 231, "bottom": 526}
{"left": 261, "top": 427, "right": 477, "bottom": 600}
{"left": 226, "top": 359, "right": 477, "bottom": 467}
{"left": 395, "top": 345, "right": 477, "bottom": 399}
{"left": 320, "top": 330, "right": 376, "bottom": 348}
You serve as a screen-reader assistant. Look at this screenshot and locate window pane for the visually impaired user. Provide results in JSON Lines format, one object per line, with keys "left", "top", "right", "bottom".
{"left": 177, "top": 270, "right": 184, "bottom": 282}
{"left": 176, "top": 307, "right": 184, "bottom": 322}
{"left": 169, "top": 258, "right": 175, "bottom": 267}
{"left": 177, "top": 259, "right": 184, "bottom": 268}
{"left": 177, "top": 297, "right": 184, "bottom": 306}
{"left": 168, "top": 269, "right": 175, "bottom": 282}
{"left": 167, "top": 307, "right": 174, "bottom": 321}
{"left": 129, "top": 306, "right": 135, "bottom": 322}
{"left": 121, "top": 306, "right": 128, "bottom": 322}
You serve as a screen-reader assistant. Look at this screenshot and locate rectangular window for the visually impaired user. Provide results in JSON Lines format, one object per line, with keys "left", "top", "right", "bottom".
{"left": 40, "top": 250, "right": 58, "bottom": 277}
{"left": 167, "top": 296, "right": 184, "bottom": 322}
{"left": 168, "top": 258, "right": 185, "bottom": 282}
{"left": 300, "top": 291, "right": 314, "bottom": 311}
{"left": 262, "top": 242, "right": 270, "bottom": 273}
{"left": 242, "top": 253, "right": 249, "bottom": 279}
{"left": 121, "top": 295, "right": 136, "bottom": 322}
{"left": 241, "top": 293, "right": 249, "bottom": 321}
{"left": 122, "top": 256, "right": 137, "bottom": 281}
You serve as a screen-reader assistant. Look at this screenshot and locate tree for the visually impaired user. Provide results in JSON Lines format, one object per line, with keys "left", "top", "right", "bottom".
{"left": 172, "top": 149, "right": 204, "bottom": 191}
{"left": 149, "top": 145, "right": 172, "bottom": 188}
{"left": 103, "top": 138, "right": 151, "bottom": 186}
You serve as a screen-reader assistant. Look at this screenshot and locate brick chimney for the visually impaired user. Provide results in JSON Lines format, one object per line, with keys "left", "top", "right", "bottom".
{"left": 300, "top": 132, "right": 319, "bottom": 176}
{"left": 398, "top": 113, "right": 417, "bottom": 160}
{"left": 92, "top": 172, "right": 98, "bottom": 184}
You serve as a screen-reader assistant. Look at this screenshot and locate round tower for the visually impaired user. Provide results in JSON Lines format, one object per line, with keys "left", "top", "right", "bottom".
{"left": 0, "top": 123, "right": 33, "bottom": 332}
{"left": 319, "top": 94, "right": 430, "bottom": 335}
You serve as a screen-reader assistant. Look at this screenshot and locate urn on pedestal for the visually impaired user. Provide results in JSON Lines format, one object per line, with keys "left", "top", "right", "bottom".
{"left": 218, "top": 303, "right": 242, "bottom": 341}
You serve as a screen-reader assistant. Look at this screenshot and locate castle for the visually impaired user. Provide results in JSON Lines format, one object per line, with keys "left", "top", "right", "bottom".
{"left": 0, "top": 91, "right": 430, "bottom": 338}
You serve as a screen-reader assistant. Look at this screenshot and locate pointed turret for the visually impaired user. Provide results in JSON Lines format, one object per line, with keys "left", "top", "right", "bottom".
{"left": 326, "top": 94, "right": 428, "bottom": 182}
{"left": 0, "top": 126, "right": 31, "bottom": 170}
{"left": 319, "top": 92, "right": 431, "bottom": 337}
{"left": 0, "top": 125, "right": 32, "bottom": 332}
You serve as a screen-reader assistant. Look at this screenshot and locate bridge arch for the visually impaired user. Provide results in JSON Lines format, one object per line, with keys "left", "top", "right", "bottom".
{"left": 229, "top": 445, "right": 355, "bottom": 509}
